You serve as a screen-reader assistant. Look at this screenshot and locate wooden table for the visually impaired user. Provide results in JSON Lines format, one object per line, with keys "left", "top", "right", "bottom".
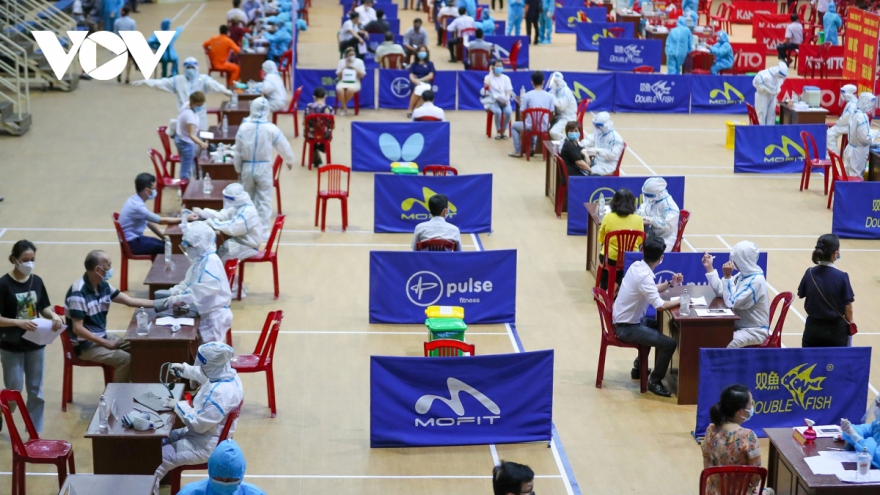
{"left": 85, "top": 383, "right": 183, "bottom": 474}
{"left": 207, "top": 125, "right": 238, "bottom": 146}
{"left": 657, "top": 285, "right": 739, "bottom": 405}
{"left": 584, "top": 203, "right": 603, "bottom": 277}
{"left": 765, "top": 427, "right": 880, "bottom": 494}
{"left": 198, "top": 157, "right": 238, "bottom": 181}
{"left": 235, "top": 92, "right": 262, "bottom": 102}
{"left": 616, "top": 11, "right": 642, "bottom": 38}
{"left": 142, "top": 254, "right": 188, "bottom": 298}
{"left": 220, "top": 100, "right": 250, "bottom": 126}
{"left": 779, "top": 104, "right": 829, "bottom": 125}
{"left": 125, "top": 308, "right": 199, "bottom": 383}
{"left": 182, "top": 179, "right": 234, "bottom": 211}
{"left": 868, "top": 149, "right": 880, "bottom": 181}
{"left": 544, "top": 139, "right": 561, "bottom": 205}
{"left": 164, "top": 224, "right": 184, "bottom": 255}
{"left": 238, "top": 50, "right": 267, "bottom": 83}
{"left": 59, "top": 474, "right": 155, "bottom": 494}
{"left": 645, "top": 28, "right": 668, "bottom": 64}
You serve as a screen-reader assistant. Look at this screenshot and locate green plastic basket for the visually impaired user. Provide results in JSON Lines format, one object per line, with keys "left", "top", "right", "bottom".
{"left": 425, "top": 318, "right": 468, "bottom": 356}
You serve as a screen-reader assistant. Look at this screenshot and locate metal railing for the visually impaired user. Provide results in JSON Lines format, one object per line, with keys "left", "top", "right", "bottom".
{"left": 0, "top": 0, "right": 76, "bottom": 37}
{"left": 0, "top": 32, "right": 31, "bottom": 120}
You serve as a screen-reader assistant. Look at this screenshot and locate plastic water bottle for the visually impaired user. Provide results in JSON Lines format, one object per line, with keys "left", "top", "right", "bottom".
{"left": 679, "top": 288, "right": 690, "bottom": 317}
{"left": 242, "top": 36, "right": 250, "bottom": 50}
{"left": 98, "top": 394, "right": 109, "bottom": 432}
{"left": 136, "top": 307, "right": 150, "bottom": 335}
{"left": 203, "top": 173, "right": 212, "bottom": 194}
{"left": 221, "top": 115, "right": 229, "bottom": 134}
{"left": 180, "top": 210, "right": 188, "bottom": 231}
{"left": 231, "top": 92, "right": 238, "bottom": 106}
{"left": 519, "top": 86, "right": 526, "bottom": 104}
{"left": 598, "top": 193, "right": 606, "bottom": 220}
{"left": 858, "top": 447, "right": 871, "bottom": 480}
{"left": 164, "top": 236, "right": 172, "bottom": 270}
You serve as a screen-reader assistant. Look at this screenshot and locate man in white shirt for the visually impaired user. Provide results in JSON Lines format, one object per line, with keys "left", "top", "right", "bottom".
{"left": 611, "top": 236, "right": 683, "bottom": 397}
{"left": 412, "top": 90, "right": 446, "bottom": 121}
{"left": 436, "top": 0, "right": 461, "bottom": 46}
{"left": 776, "top": 13, "right": 804, "bottom": 66}
{"left": 411, "top": 194, "right": 462, "bottom": 251}
{"left": 446, "top": 6, "right": 476, "bottom": 62}
{"left": 355, "top": 0, "right": 378, "bottom": 25}
{"left": 338, "top": 12, "right": 367, "bottom": 57}
{"left": 227, "top": 0, "right": 248, "bottom": 24}
{"left": 375, "top": 31, "right": 407, "bottom": 67}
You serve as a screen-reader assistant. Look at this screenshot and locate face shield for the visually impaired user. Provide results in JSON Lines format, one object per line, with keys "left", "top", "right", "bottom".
{"left": 196, "top": 342, "right": 236, "bottom": 381}
{"left": 593, "top": 111, "right": 612, "bottom": 131}
{"left": 729, "top": 241, "right": 763, "bottom": 275}
{"left": 775, "top": 61, "right": 789, "bottom": 79}
{"left": 857, "top": 92, "right": 876, "bottom": 114}
{"left": 641, "top": 177, "right": 668, "bottom": 202}
{"left": 841, "top": 84, "right": 858, "bottom": 103}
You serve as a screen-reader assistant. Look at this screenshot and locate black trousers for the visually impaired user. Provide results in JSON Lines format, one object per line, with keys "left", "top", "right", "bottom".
{"left": 447, "top": 37, "right": 462, "bottom": 61}
{"left": 525, "top": 17, "right": 539, "bottom": 45}
{"left": 777, "top": 42, "right": 799, "bottom": 62}
{"left": 802, "top": 317, "right": 849, "bottom": 348}
{"left": 614, "top": 318, "right": 677, "bottom": 382}
{"left": 492, "top": 0, "right": 503, "bottom": 9}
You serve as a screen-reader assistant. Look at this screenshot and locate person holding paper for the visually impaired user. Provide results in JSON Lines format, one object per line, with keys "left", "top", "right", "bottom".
{"left": 0, "top": 240, "right": 63, "bottom": 433}
{"left": 335, "top": 47, "right": 366, "bottom": 117}
{"left": 701, "top": 241, "right": 770, "bottom": 348}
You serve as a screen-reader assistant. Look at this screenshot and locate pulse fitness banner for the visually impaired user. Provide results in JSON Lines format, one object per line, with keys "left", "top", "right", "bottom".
{"left": 369, "top": 250, "right": 517, "bottom": 323}
{"left": 597, "top": 38, "right": 663, "bottom": 72}
{"left": 734, "top": 124, "right": 827, "bottom": 173}
{"left": 377, "top": 69, "right": 457, "bottom": 109}
{"left": 373, "top": 174, "right": 493, "bottom": 233}
{"left": 575, "top": 22, "right": 635, "bottom": 52}
{"left": 832, "top": 182, "right": 880, "bottom": 239}
{"left": 623, "top": 252, "right": 769, "bottom": 286}
{"left": 566, "top": 176, "right": 686, "bottom": 235}
{"left": 694, "top": 347, "right": 871, "bottom": 438}
{"left": 351, "top": 121, "right": 450, "bottom": 172}
{"left": 294, "top": 68, "right": 376, "bottom": 109}
{"left": 370, "top": 350, "right": 553, "bottom": 447}
{"left": 555, "top": 7, "right": 608, "bottom": 34}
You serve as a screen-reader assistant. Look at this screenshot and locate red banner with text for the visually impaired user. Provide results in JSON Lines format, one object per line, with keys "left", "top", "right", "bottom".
{"left": 752, "top": 13, "right": 789, "bottom": 55}
{"left": 730, "top": 43, "right": 767, "bottom": 73}
{"left": 796, "top": 44, "right": 845, "bottom": 78}
{"left": 843, "top": 8, "right": 880, "bottom": 93}
{"left": 779, "top": 78, "right": 857, "bottom": 115}
{"left": 731, "top": 1, "right": 777, "bottom": 24}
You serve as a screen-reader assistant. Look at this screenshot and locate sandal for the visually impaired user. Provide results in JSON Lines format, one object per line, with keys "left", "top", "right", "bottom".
{"left": 508, "top": 153, "right": 523, "bottom": 158}
{"left": 494, "top": 134, "right": 504, "bottom": 140}
{"left": 501, "top": 135, "right": 509, "bottom": 140}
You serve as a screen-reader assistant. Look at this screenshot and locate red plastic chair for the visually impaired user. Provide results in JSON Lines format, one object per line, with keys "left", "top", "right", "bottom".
{"left": 272, "top": 85, "right": 303, "bottom": 138}
{"left": 272, "top": 156, "right": 283, "bottom": 214}
{"left": 807, "top": 42, "right": 833, "bottom": 79}
{"left": 827, "top": 151, "right": 863, "bottom": 209}
{"left": 610, "top": 142, "right": 627, "bottom": 176}
{"left": 112, "top": 212, "right": 155, "bottom": 292}
{"left": 416, "top": 238, "right": 457, "bottom": 251}
{"left": 455, "top": 27, "right": 477, "bottom": 61}
{"left": 232, "top": 311, "right": 283, "bottom": 417}
{"left": 633, "top": 65, "right": 655, "bottom": 73}
{"left": 686, "top": 51, "right": 713, "bottom": 74}
{"left": 333, "top": 91, "right": 360, "bottom": 115}
{"left": 414, "top": 115, "right": 442, "bottom": 121}
{"left": 595, "top": 229, "right": 646, "bottom": 296}
{"left": 204, "top": 47, "right": 231, "bottom": 82}
{"left": 301, "top": 114, "right": 334, "bottom": 170}
{"left": 55, "top": 306, "right": 114, "bottom": 412}
{"left": 467, "top": 48, "right": 491, "bottom": 71}
{"left": 577, "top": 99, "right": 591, "bottom": 139}
{"left": 278, "top": 49, "right": 293, "bottom": 90}
{"left": 0, "top": 389, "right": 75, "bottom": 495}
{"left": 555, "top": 156, "right": 569, "bottom": 218}
{"left": 671, "top": 209, "right": 691, "bottom": 253}
{"left": 698, "top": 0, "right": 713, "bottom": 25}
{"left": 501, "top": 40, "right": 522, "bottom": 70}
{"left": 592, "top": 287, "right": 649, "bottom": 393}
{"left": 422, "top": 165, "right": 458, "bottom": 175}
{"left": 746, "top": 291, "right": 793, "bottom": 349}
{"left": 800, "top": 131, "right": 831, "bottom": 194}
{"left": 699, "top": 466, "right": 767, "bottom": 495}
{"left": 315, "top": 165, "right": 350, "bottom": 232}
{"left": 424, "top": 339, "right": 475, "bottom": 356}
{"left": 608, "top": 27, "right": 625, "bottom": 38}
{"left": 520, "top": 107, "right": 553, "bottom": 161}
{"left": 485, "top": 99, "right": 513, "bottom": 138}
{"left": 238, "top": 215, "right": 285, "bottom": 300}
{"left": 148, "top": 148, "right": 189, "bottom": 214}
{"left": 223, "top": 259, "right": 238, "bottom": 346}
{"left": 745, "top": 103, "right": 759, "bottom": 125}
{"left": 439, "top": 15, "right": 454, "bottom": 46}
{"left": 168, "top": 401, "right": 242, "bottom": 494}
{"left": 380, "top": 53, "right": 405, "bottom": 68}
{"left": 158, "top": 126, "right": 180, "bottom": 178}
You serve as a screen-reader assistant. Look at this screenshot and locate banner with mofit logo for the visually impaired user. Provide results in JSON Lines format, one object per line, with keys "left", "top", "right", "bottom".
{"left": 832, "top": 182, "right": 880, "bottom": 239}
{"left": 554, "top": 7, "right": 608, "bottom": 34}
{"left": 32, "top": 31, "right": 174, "bottom": 80}
{"left": 566, "top": 176, "right": 685, "bottom": 235}
{"left": 575, "top": 22, "right": 635, "bottom": 52}
{"left": 597, "top": 38, "right": 662, "bottom": 72}
{"left": 623, "top": 252, "right": 769, "bottom": 287}
{"left": 369, "top": 250, "right": 516, "bottom": 323}
{"left": 378, "top": 69, "right": 456, "bottom": 110}
{"left": 373, "top": 174, "right": 493, "bottom": 233}
{"left": 295, "top": 68, "right": 376, "bottom": 109}
{"left": 613, "top": 73, "right": 692, "bottom": 113}
{"left": 484, "top": 36, "right": 530, "bottom": 69}
{"left": 690, "top": 75, "right": 755, "bottom": 114}
{"left": 351, "top": 121, "right": 450, "bottom": 172}
{"left": 734, "top": 124, "right": 827, "bottom": 173}
{"left": 370, "top": 350, "right": 553, "bottom": 447}
{"left": 694, "top": 347, "right": 871, "bottom": 438}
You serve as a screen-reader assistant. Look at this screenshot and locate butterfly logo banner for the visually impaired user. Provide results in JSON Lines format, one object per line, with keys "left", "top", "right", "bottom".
{"left": 351, "top": 121, "right": 451, "bottom": 172}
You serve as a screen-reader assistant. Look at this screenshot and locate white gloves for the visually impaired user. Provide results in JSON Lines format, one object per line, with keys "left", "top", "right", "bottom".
{"left": 842, "top": 418, "right": 863, "bottom": 443}
{"left": 170, "top": 363, "right": 185, "bottom": 377}
{"left": 131, "top": 79, "right": 147, "bottom": 86}
{"left": 163, "top": 397, "right": 179, "bottom": 408}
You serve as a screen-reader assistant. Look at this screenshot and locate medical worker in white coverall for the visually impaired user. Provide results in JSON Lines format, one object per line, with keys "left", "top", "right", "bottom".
{"left": 546, "top": 72, "right": 577, "bottom": 142}
{"left": 194, "top": 183, "right": 263, "bottom": 264}
{"left": 751, "top": 62, "right": 788, "bottom": 126}
{"left": 233, "top": 97, "right": 295, "bottom": 237}
{"left": 260, "top": 60, "right": 288, "bottom": 112}
{"left": 153, "top": 342, "right": 244, "bottom": 494}
{"left": 844, "top": 92, "right": 878, "bottom": 178}
{"left": 826, "top": 84, "right": 858, "bottom": 159}
{"left": 636, "top": 177, "right": 680, "bottom": 252}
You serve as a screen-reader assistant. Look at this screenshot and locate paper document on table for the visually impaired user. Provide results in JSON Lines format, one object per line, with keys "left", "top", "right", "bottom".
{"left": 199, "top": 131, "right": 214, "bottom": 139}
{"left": 670, "top": 296, "right": 707, "bottom": 306}
{"left": 155, "top": 317, "right": 194, "bottom": 326}
{"left": 836, "top": 470, "right": 880, "bottom": 483}
{"left": 804, "top": 455, "right": 847, "bottom": 475}
{"left": 819, "top": 450, "right": 859, "bottom": 462}
{"left": 694, "top": 308, "right": 735, "bottom": 317}
{"left": 795, "top": 425, "right": 841, "bottom": 438}
{"left": 21, "top": 318, "right": 65, "bottom": 346}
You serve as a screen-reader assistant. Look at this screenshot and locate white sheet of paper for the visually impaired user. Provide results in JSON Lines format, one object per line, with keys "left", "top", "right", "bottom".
{"left": 670, "top": 296, "right": 707, "bottom": 306}
{"left": 836, "top": 470, "right": 880, "bottom": 483}
{"left": 199, "top": 131, "right": 214, "bottom": 139}
{"left": 819, "top": 450, "right": 859, "bottom": 462}
{"left": 155, "top": 317, "right": 195, "bottom": 326}
{"left": 804, "top": 455, "right": 847, "bottom": 475}
{"left": 694, "top": 308, "right": 735, "bottom": 317}
{"left": 795, "top": 425, "right": 841, "bottom": 438}
{"left": 21, "top": 318, "right": 65, "bottom": 346}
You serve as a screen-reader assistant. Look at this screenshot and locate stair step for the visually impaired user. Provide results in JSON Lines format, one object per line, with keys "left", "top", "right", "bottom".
{"left": 0, "top": 100, "right": 12, "bottom": 120}
{"left": 1, "top": 112, "right": 32, "bottom": 136}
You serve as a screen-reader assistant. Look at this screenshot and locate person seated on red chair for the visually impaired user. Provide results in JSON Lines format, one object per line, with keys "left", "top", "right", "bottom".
{"left": 203, "top": 24, "right": 242, "bottom": 87}
{"left": 578, "top": 112, "right": 623, "bottom": 175}
{"left": 304, "top": 87, "right": 335, "bottom": 167}
{"left": 363, "top": 8, "right": 391, "bottom": 33}
{"left": 509, "top": 71, "right": 555, "bottom": 159}
{"left": 463, "top": 28, "right": 493, "bottom": 69}
{"left": 228, "top": 19, "right": 251, "bottom": 46}
{"left": 336, "top": 46, "right": 366, "bottom": 116}
{"left": 446, "top": 6, "right": 476, "bottom": 62}
{"left": 119, "top": 173, "right": 198, "bottom": 255}
{"left": 411, "top": 194, "right": 462, "bottom": 251}
{"left": 412, "top": 90, "right": 446, "bottom": 121}
{"left": 597, "top": 188, "right": 644, "bottom": 291}
{"left": 403, "top": 18, "right": 428, "bottom": 63}
{"left": 612, "top": 236, "right": 682, "bottom": 397}
{"left": 375, "top": 31, "right": 406, "bottom": 67}
{"left": 776, "top": 13, "right": 803, "bottom": 66}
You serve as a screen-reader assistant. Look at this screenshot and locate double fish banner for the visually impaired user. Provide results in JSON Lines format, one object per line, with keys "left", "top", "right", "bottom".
{"left": 831, "top": 181, "right": 880, "bottom": 239}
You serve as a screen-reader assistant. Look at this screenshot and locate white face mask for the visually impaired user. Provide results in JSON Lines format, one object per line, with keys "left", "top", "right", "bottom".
{"left": 15, "top": 260, "right": 34, "bottom": 276}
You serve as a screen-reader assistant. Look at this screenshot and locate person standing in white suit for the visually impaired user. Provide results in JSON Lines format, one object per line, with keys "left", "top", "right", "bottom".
{"left": 826, "top": 84, "right": 858, "bottom": 159}
{"left": 751, "top": 62, "right": 788, "bottom": 126}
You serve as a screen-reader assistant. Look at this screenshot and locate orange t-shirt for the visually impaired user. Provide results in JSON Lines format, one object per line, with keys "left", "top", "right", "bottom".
{"left": 203, "top": 35, "right": 241, "bottom": 65}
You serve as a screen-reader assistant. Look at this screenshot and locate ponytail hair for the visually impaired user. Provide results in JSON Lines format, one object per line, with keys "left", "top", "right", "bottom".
{"left": 709, "top": 384, "right": 751, "bottom": 427}
{"left": 812, "top": 233, "right": 840, "bottom": 264}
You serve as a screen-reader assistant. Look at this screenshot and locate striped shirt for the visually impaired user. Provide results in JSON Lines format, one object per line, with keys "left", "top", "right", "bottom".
{"left": 64, "top": 275, "right": 120, "bottom": 344}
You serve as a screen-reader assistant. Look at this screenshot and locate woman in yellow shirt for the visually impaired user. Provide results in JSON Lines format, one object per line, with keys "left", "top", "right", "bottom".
{"left": 598, "top": 188, "right": 645, "bottom": 290}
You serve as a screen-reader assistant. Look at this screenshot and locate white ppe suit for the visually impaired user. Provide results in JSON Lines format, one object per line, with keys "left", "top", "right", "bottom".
{"left": 636, "top": 177, "right": 680, "bottom": 251}
{"left": 843, "top": 92, "right": 878, "bottom": 178}
{"left": 177, "top": 440, "right": 268, "bottom": 495}
{"left": 705, "top": 241, "right": 770, "bottom": 348}
{"left": 546, "top": 72, "right": 578, "bottom": 142}
{"left": 260, "top": 60, "right": 288, "bottom": 112}
{"left": 752, "top": 62, "right": 788, "bottom": 126}
{"left": 234, "top": 97, "right": 296, "bottom": 236}
{"left": 826, "top": 84, "right": 858, "bottom": 159}
{"left": 198, "top": 183, "right": 264, "bottom": 262}
{"left": 158, "top": 223, "right": 233, "bottom": 343}
{"left": 133, "top": 63, "right": 233, "bottom": 130}
{"left": 579, "top": 112, "right": 624, "bottom": 176}
{"left": 153, "top": 343, "right": 244, "bottom": 493}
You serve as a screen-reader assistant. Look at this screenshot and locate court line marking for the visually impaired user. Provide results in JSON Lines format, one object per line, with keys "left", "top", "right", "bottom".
{"left": 0, "top": 472, "right": 562, "bottom": 479}
{"left": 686, "top": 234, "right": 826, "bottom": 238}
{"left": 105, "top": 330, "right": 511, "bottom": 336}
{"left": 490, "top": 444, "right": 500, "bottom": 465}
{"left": 622, "top": 146, "right": 658, "bottom": 176}
{"left": 169, "top": 3, "right": 190, "bottom": 22}
{"left": 180, "top": 2, "right": 206, "bottom": 29}
{"left": 0, "top": 240, "right": 474, "bottom": 249}
{"left": 0, "top": 229, "right": 6, "bottom": 239}
{"left": 688, "top": 246, "right": 880, "bottom": 253}
{"left": 613, "top": 127, "right": 726, "bottom": 132}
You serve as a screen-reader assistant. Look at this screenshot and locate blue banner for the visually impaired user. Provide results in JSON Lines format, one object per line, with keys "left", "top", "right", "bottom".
{"left": 695, "top": 347, "right": 871, "bottom": 438}
{"left": 690, "top": 75, "right": 755, "bottom": 114}
{"left": 369, "top": 250, "right": 517, "bottom": 323}
{"left": 457, "top": 71, "right": 613, "bottom": 111}
{"left": 377, "top": 69, "right": 457, "bottom": 110}
{"left": 556, "top": 0, "right": 589, "bottom": 6}
{"left": 613, "top": 73, "right": 692, "bottom": 113}
{"left": 555, "top": 7, "right": 608, "bottom": 34}
{"left": 576, "top": 22, "right": 635, "bottom": 52}
{"left": 351, "top": 121, "right": 450, "bottom": 172}
{"left": 485, "top": 36, "right": 529, "bottom": 69}
{"left": 832, "top": 182, "right": 880, "bottom": 239}
{"left": 340, "top": 15, "right": 400, "bottom": 34}
{"left": 598, "top": 38, "right": 663, "bottom": 72}
{"left": 457, "top": 70, "right": 534, "bottom": 111}
{"left": 373, "top": 174, "right": 493, "bottom": 233}
{"left": 567, "top": 176, "right": 685, "bottom": 235}
{"left": 365, "top": 33, "right": 404, "bottom": 69}
{"left": 294, "top": 68, "right": 376, "bottom": 109}
{"left": 622, "top": 252, "right": 769, "bottom": 286}
{"left": 734, "top": 124, "right": 827, "bottom": 173}
{"left": 370, "top": 350, "right": 553, "bottom": 447}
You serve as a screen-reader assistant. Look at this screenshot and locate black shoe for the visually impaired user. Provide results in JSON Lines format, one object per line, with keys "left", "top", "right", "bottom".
{"left": 631, "top": 367, "right": 652, "bottom": 379}
{"left": 313, "top": 152, "right": 323, "bottom": 167}
{"left": 647, "top": 380, "right": 672, "bottom": 397}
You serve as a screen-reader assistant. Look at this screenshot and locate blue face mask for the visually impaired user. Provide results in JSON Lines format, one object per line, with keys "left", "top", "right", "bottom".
{"left": 192, "top": 105, "right": 204, "bottom": 113}
{"left": 417, "top": 51, "right": 427, "bottom": 59}
{"left": 494, "top": 66, "right": 503, "bottom": 74}
{"left": 742, "top": 406, "right": 754, "bottom": 422}
{"left": 209, "top": 479, "right": 240, "bottom": 495}
{"left": 185, "top": 67, "right": 198, "bottom": 80}
{"left": 100, "top": 267, "right": 114, "bottom": 282}
{"left": 147, "top": 189, "right": 157, "bottom": 200}
{"left": 567, "top": 132, "right": 580, "bottom": 141}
